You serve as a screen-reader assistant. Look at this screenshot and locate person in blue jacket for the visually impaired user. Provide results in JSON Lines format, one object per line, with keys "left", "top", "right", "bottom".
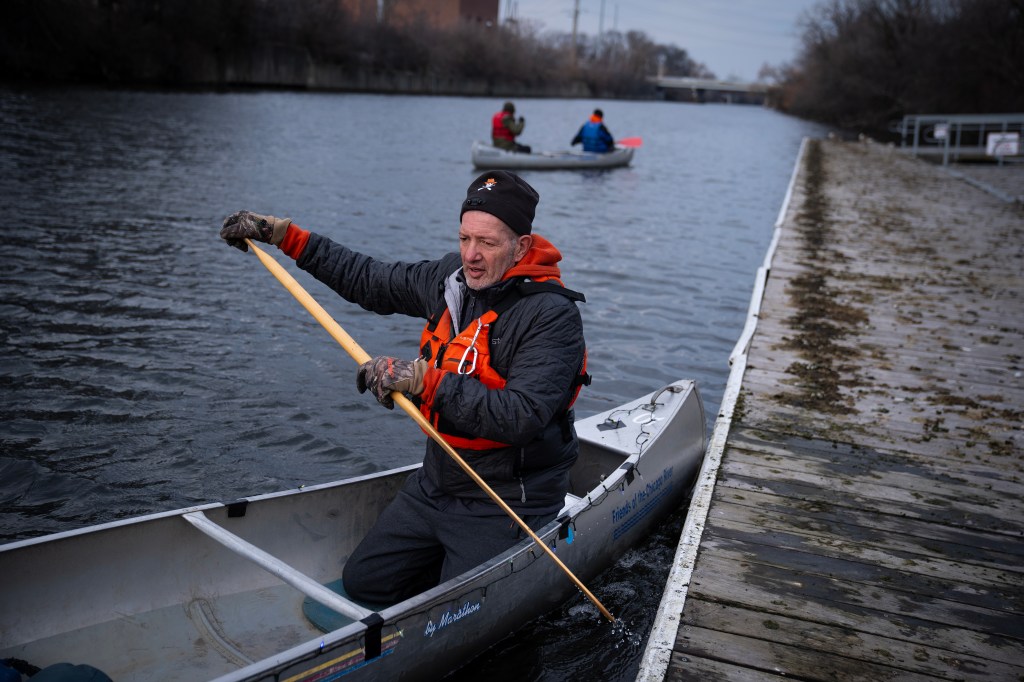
{"left": 571, "top": 109, "right": 615, "bottom": 153}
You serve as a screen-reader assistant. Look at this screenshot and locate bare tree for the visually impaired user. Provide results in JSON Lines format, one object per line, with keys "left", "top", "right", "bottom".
{"left": 0, "top": 0, "right": 726, "bottom": 99}
{"left": 774, "top": 0, "right": 1023, "bottom": 132}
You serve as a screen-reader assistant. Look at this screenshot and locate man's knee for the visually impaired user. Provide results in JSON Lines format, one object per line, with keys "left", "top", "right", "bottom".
{"left": 341, "top": 556, "right": 377, "bottom": 603}
{"left": 343, "top": 551, "right": 442, "bottom": 605}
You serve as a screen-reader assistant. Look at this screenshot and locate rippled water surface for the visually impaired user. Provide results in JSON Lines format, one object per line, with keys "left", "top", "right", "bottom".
{"left": 0, "top": 88, "right": 828, "bottom": 679}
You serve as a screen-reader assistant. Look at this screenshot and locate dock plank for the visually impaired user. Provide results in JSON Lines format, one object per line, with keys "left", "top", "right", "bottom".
{"left": 664, "top": 653, "right": 789, "bottom": 681}
{"left": 720, "top": 453, "right": 1024, "bottom": 527}
{"left": 678, "top": 602, "right": 1023, "bottom": 680}
{"left": 724, "top": 433, "right": 1024, "bottom": 499}
{"left": 715, "top": 486, "right": 1024, "bottom": 563}
{"left": 674, "top": 624, "right": 949, "bottom": 681}
{"left": 707, "top": 513, "right": 1023, "bottom": 593}
{"left": 710, "top": 486, "right": 1024, "bottom": 574}
{"left": 689, "top": 551, "right": 1024, "bottom": 647}
{"left": 727, "top": 427, "right": 1023, "bottom": 486}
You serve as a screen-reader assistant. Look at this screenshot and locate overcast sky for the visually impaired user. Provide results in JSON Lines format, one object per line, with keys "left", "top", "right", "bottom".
{"left": 507, "top": 0, "right": 825, "bottom": 82}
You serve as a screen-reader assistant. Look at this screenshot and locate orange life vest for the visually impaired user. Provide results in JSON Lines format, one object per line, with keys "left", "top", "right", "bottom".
{"left": 418, "top": 280, "right": 589, "bottom": 450}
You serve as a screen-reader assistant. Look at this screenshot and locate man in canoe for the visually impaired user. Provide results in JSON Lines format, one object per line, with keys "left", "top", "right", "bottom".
{"left": 571, "top": 108, "right": 615, "bottom": 153}
{"left": 492, "top": 101, "right": 531, "bottom": 153}
{"left": 220, "top": 171, "right": 588, "bottom": 604}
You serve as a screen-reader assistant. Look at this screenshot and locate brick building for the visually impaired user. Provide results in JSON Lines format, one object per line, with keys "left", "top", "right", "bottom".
{"left": 341, "top": 0, "right": 499, "bottom": 28}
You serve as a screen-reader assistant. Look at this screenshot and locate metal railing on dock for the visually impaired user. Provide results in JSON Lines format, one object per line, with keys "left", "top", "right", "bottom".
{"left": 899, "top": 113, "right": 1024, "bottom": 165}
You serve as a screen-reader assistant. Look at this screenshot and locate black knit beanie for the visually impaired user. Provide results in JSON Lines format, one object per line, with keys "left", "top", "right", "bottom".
{"left": 460, "top": 171, "right": 539, "bottom": 236}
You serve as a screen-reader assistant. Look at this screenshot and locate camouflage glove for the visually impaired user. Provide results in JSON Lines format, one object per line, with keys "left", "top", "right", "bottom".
{"left": 220, "top": 211, "right": 291, "bottom": 252}
{"left": 356, "top": 357, "right": 428, "bottom": 410}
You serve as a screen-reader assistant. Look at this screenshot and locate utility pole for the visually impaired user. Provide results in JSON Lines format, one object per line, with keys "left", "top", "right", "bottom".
{"left": 571, "top": 0, "right": 580, "bottom": 71}
{"left": 599, "top": 0, "right": 605, "bottom": 36}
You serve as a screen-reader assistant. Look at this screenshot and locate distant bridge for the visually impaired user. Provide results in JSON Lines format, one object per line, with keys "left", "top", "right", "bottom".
{"left": 648, "top": 76, "right": 768, "bottom": 105}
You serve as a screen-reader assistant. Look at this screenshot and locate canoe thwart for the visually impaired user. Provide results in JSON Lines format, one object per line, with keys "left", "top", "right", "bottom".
{"left": 182, "top": 511, "right": 375, "bottom": 621}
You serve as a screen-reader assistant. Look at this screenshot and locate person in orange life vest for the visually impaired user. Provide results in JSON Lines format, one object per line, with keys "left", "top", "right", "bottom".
{"left": 491, "top": 101, "right": 530, "bottom": 153}
{"left": 219, "top": 170, "right": 587, "bottom": 604}
{"left": 571, "top": 108, "right": 615, "bottom": 153}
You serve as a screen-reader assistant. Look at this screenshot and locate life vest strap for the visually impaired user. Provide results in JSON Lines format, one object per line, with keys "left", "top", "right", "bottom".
{"left": 513, "top": 280, "right": 586, "bottom": 304}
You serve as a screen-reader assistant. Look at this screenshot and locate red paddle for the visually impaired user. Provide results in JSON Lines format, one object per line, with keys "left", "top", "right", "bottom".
{"left": 617, "top": 136, "right": 643, "bottom": 148}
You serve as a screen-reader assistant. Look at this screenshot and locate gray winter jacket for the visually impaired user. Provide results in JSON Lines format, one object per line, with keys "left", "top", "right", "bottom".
{"left": 296, "top": 233, "right": 586, "bottom": 514}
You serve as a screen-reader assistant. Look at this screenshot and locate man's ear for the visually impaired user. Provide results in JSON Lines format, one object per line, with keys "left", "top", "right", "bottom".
{"left": 515, "top": 234, "right": 533, "bottom": 261}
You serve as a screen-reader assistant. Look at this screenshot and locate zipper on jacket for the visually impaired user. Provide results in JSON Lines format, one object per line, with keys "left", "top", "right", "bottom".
{"left": 519, "top": 448, "right": 527, "bottom": 503}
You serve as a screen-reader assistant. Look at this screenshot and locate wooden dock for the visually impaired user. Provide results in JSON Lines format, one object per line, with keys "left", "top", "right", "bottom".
{"left": 638, "top": 139, "right": 1024, "bottom": 681}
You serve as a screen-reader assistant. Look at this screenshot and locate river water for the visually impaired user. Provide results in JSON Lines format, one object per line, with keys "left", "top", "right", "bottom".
{"left": 0, "top": 87, "right": 828, "bottom": 679}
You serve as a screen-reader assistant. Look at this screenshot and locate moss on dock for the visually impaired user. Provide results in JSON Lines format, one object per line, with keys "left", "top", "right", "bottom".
{"left": 773, "top": 139, "right": 868, "bottom": 415}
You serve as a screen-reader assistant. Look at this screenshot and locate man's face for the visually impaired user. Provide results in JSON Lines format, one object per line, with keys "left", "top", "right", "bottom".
{"left": 459, "top": 211, "right": 531, "bottom": 290}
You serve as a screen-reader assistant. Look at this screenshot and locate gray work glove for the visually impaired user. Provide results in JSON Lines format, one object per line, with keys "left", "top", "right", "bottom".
{"left": 220, "top": 211, "right": 291, "bottom": 252}
{"left": 356, "top": 357, "right": 427, "bottom": 410}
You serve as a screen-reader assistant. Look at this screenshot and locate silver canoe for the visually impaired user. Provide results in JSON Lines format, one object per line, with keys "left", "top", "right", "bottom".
{"left": 471, "top": 140, "right": 635, "bottom": 170}
{"left": 0, "top": 379, "right": 705, "bottom": 681}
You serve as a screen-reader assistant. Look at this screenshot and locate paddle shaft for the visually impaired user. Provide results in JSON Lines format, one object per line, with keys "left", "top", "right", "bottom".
{"left": 244, "top": 239, "right": 614, "bottom": 622}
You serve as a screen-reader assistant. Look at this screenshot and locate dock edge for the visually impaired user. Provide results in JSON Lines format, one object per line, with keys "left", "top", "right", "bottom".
{"left": 634, "top": 137, "right": 811, "bottom": 681}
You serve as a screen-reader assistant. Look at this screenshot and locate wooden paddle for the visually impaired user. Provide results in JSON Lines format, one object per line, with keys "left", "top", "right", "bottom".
{"left": 244, "top": 239, "right": 615, "bottom": 623}
{"left": 616, "top": 136, "right": 643, "bottom": 147}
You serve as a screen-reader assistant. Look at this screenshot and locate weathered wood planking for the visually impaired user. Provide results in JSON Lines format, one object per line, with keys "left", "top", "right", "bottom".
{"left": 711, "top": 481, "right": 1024, "bottom": 558}
{"left": 665, "top": 140, "right": 1024, "bottom": 681}
{"left": 690, "top": 547, "right": 1024, "bottom": 645}
{"left": 677, "top": 605, "right": 1023, "bottom": 679}
{"left": 671, "top": 625, "right": 956, "bottom": 682}
{"left": 725, "top": 429, "right": 1023, "bottom": 503}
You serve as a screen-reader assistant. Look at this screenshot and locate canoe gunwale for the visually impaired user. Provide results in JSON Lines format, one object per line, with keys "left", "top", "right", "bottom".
{"left": 470, "top": 141, "right": 634, "bottom": 170}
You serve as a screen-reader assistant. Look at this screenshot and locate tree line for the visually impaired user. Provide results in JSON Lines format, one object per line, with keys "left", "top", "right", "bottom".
{"left": 0, "top": 0, "right": 710, "bottom": 98}
{"left": 1, "top": 0, "right": 1021, "bottom": 134}
{"left": 768, "top": 0, "right": 1024, "bottom": 133}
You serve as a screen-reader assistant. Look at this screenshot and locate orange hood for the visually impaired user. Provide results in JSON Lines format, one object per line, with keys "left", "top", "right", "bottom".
{"left": 503, "top": 234, "right": 563, "bottom": 284}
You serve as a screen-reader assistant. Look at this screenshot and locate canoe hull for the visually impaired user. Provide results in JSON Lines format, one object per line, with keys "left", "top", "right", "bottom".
{"left": 471, "top": 141, "right": 634, "bottom": 170}
{"left": 1, "top": 380, "right": 704, "bottom": 681}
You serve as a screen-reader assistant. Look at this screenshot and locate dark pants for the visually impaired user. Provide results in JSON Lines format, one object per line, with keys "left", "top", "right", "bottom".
{"left": 493, "top": 139, "right": 532, "bottom": 154}
{"left": 342, "top": 474, "right": 555, "bottom": 604}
